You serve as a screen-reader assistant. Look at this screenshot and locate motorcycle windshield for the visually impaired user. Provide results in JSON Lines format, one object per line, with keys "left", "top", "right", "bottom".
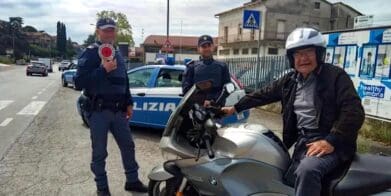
{"left": 162, "top": 84, "right": 203, "bottom": 137}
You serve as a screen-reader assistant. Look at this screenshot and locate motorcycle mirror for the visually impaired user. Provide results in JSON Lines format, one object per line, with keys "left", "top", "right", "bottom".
{"left": 224, "top": 83, "right": 235, "bottom": 94}
{"left": 196, "top": 80, "right": 213, "bottom": 91}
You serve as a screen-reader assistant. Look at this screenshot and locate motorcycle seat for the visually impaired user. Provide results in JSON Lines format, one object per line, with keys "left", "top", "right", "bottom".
{"left": 322, "top": 154, "right": 391, "bottom": 196}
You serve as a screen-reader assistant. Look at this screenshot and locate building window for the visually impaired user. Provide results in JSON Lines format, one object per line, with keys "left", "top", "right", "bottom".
{"left": 242, "top": 48, "right": 249, "bottom": 55}
{"left": 219, "top": 49, "right": 230, "bottom": 56}
{"left": 250, "top": 29, "right": 255, "bottom": 40}
{"left": 224, "top": 26, "right": 228, "bottom": 43}
{"left": 268, "top": 48, "right": 278, "bottom": 55}
{"left": 251, "top": 48, "right": 258, "bottom": 54}
{"left": 314, "top": 2, "right": 320, "bottom": 9}
{"left": 346, "top": 15, "right": 351, "bottom": 28}
{"left": 277, "top": 20, "right": 286, "bottom": 40}
{"left": 233, "top": 49, "right": 239, "bottom": 55}
{"left": 238, "top": 24, "right": 242, "bottom": 35}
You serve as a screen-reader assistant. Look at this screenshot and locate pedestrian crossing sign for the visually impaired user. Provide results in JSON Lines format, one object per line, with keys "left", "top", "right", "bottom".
{"left": 243, "top": 10, "right": 261, "bottom": 29}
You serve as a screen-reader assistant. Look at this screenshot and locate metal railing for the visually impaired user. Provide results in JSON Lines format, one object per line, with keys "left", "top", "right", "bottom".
{"left": 219, "top": 56, "right": 291, "bottom": 93}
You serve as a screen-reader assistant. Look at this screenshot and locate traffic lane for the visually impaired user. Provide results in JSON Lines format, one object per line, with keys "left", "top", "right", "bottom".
{"left": 0, "top": 87, "right": 162, "bottom": 196}
{"left": 0, "top": 64, "right": 61, "bottom": 158}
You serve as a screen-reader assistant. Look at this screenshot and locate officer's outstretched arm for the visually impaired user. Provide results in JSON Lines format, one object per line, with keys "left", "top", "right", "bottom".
{"left": 75, "top": 50, "right": 106, "bottom": 90}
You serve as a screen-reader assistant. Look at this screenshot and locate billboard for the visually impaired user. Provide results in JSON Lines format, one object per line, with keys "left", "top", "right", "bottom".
{"left": 323, "top": 26, "right": 391, "bottom": 120}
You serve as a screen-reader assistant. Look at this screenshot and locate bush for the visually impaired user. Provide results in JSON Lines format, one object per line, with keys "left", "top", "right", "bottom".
{"left": 0, "top": 55, "right": 13, "bottom": 64}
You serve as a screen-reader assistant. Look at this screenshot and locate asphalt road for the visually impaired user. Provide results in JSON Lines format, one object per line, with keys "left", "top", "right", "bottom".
{"left": 0, "top": 64, "right": 61, "bottom": 159}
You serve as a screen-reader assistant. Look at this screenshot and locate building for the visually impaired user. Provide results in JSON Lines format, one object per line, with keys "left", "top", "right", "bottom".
{"left": 215, "top": 0, "right": 363, "bottom": 58}
{"left": 24, "top": 31, "right": 56, "bottom": 48}
{"left": 141, "top": 35, "right": 218, "bottom": 64}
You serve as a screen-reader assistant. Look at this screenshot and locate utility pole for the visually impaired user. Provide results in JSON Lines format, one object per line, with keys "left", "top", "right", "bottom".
{"left": 167, "top": 0, "right": 170, "bottom": 41}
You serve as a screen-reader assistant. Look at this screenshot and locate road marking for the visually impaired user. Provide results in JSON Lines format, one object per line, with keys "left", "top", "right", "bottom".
{"left": 0, "top": 118, "right": 13, "bottom": 127}
{"left": 17, "top": 101, "right": 46, "bottom": 115}
{"left": 32, "top": 96, "right": 37, "bottom": 100}
{"left": 37, "top": 92, "right": 42, "bottom": 95}
{"left": 0, "top": 100, "right": 14, "bottom": 111}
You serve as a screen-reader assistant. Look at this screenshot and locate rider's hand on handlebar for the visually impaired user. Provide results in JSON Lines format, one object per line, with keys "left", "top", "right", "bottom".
{"left": 221, "top": 106, "right": 236, "bottom": 116}
{"left": 203, "top": 100, "right": 211, "bottom": 107}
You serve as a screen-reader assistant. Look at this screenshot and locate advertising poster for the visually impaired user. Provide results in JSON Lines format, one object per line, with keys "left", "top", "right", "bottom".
{"left": 333, "top": 46, "right": 346, "bottom": 68}
{"left": 360, "top": 45, "right": 377, "bottom": 78}
{"left": 325, "top": 47, "right": 334, "bottom": 64}
{"left": 375, "top": 44, "right": 391, "bottom": 79}
{"left": 344, "top": 45, "right": 357, "bottom": 76}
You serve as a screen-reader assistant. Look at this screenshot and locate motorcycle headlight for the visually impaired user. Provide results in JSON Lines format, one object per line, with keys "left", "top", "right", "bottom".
{"left": 162, "top": 151, "right": 180, "bottom": 161}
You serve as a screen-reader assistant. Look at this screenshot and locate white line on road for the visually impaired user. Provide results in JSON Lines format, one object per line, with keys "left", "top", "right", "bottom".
{"left": 0, "top": 100, "right": 14, "bottom": 111}
{"left": 0, "top": 118, "right": 13, "bottom": 127}
{"left": 37, "top": 92, "right": 42, "bottom": 95}
{"left": 32, "top": 96, "right": 37, "bottom": 100}
{"left": 17, "top": 101, "right": 46, "bottom": 115}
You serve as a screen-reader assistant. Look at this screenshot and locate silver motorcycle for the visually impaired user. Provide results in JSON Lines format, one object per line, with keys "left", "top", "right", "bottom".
{"left": 148, "top": 81, "right": 391, "bottom": 196}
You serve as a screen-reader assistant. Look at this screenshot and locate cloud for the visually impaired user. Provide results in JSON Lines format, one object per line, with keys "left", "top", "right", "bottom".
{"left": 1, "top": 0, "right": 389, "bottom": 46}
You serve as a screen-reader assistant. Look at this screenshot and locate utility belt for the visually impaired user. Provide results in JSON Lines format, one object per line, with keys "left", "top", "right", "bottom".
{"left": 79, "top": 92, "right": 127, "bottom": 113}
{"left": 92, "top": 98, "right": 127, "bottom": 112}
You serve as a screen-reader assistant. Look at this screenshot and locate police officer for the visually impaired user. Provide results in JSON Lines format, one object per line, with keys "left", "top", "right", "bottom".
{"left": 75, "top": 18, "right": 147, "bottom": 196}
{"left": 182, "top": 35, "right": 231, "bottom": 106}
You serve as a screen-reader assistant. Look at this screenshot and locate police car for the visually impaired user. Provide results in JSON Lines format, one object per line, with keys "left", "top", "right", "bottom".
{"left": 61, "top": 63, "right": 81, "bottom": 90}
{"left": 77, "top": 64, "right": 250, "bottom": 129}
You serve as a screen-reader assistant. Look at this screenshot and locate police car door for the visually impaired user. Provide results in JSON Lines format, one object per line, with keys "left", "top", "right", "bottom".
{"left": 127, "top": 67, "right": 156, "bottom": 126}
{"left": 145, "top": 67, "right": 183, "bottom": 128}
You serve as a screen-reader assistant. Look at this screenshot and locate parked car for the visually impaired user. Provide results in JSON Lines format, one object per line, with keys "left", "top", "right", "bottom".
{"left": 38, "top": 58, "right": 53, "bottom": 72}
{"left": 77, "top": 64, "right": 250, "bottom": 129}
{"left": 61, "top": 63, "right": 80, "bottom": 90}
{"left": 58, "top": 61, "right": 72, "bottom": 71}
{"left": 26, "top": 61, "right": 48, "bottom": 76}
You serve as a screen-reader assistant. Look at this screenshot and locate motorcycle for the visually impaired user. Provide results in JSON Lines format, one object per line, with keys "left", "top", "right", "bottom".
{"left": 148, "top": 81, "right": 391, "bottom": 196}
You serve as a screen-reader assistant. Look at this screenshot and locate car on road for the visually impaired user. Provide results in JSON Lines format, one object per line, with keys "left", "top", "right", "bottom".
{"left": 26, "top": 61, "right": 48, "bottom": 76}
{"left": 61, "top": 63, "right": 80, "bottom": 90}
{"left": 77, "top": 64, "right": 250, "bottom": 129}
{"left": 58, "top": 61, "right": 72, "bottom": 71}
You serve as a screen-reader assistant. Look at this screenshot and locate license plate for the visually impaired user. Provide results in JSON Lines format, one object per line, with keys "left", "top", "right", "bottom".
{"left": 237, "top": 112, "right": 244, "bottom": 120}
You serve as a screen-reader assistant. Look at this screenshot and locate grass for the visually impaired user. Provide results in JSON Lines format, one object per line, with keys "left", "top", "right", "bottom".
{"left": 0, "top": 56, "right": 13, "bottom": 64}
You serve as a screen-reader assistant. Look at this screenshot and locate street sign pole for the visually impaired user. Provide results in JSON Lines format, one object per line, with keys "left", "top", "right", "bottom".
{"left": 255, "top": 29, "right": 261, "bottom": 90}
{"left": 243, "top": 10, "right": 261, "bottom": 90}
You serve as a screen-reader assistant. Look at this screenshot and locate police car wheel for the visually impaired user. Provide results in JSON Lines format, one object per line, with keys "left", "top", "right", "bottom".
{"left": 62, "top": 77, "right": 67, "bottom": 87}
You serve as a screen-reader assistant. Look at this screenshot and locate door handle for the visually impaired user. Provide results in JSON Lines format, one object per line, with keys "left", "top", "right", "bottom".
{"left": 136, "top": 92, "right": 146, "bottom": 96}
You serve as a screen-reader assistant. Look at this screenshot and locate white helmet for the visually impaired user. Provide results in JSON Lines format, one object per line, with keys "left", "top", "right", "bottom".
{"left": 286, "top": 27, "right": 326, "bottom": 67}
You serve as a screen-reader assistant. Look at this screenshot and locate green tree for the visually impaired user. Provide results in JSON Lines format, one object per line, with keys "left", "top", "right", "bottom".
{"left": 66, "top": 38, "right": 76, "bottom": 58}
{"left": 83, "top": 34, "right": 96, "bottom": 46}
{"left": 96, "top": 10, "right": 134, "bottom": 46}
{"left": 22, "top": 25, "right": 37, "bottom": 32}
{"left": 56, "top": 21, "right": 67, "bottom": 57}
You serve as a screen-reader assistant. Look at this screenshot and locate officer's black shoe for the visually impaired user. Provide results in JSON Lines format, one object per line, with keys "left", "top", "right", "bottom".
{"left": 124, "top": 180, "right": 148, "bottom": 193}
{"left": 97, "top": 188, "right": 111, "bottom": 196}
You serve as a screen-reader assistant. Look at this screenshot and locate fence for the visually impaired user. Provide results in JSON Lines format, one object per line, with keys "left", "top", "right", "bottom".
{"left": 219, "top": 56, "right": 291, "bottom": 93}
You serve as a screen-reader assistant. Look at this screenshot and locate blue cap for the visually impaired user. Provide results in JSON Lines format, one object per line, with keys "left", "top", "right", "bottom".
{"left": 96, "top": 18, "right": 116, "bottom": 29}
{"left": 198, "top": 35, "right": 213, "bottom": 46}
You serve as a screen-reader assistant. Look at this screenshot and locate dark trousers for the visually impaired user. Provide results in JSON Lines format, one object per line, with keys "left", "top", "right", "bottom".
{"left": 289, "top": 134, "right": 341, "bottom": 196}
{"left": 88, "top": 109, "right": 139, "bottom": 190}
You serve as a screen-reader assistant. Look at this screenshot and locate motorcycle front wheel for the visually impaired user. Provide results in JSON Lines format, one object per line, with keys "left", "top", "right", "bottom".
{"left": 148, "top": 179, "right": 200, "bottom": 196}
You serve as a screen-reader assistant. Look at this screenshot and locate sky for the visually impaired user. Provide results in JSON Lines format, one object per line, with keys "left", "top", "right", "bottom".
{"left": 0, "top": 0, "right": 390, "bottom": 46}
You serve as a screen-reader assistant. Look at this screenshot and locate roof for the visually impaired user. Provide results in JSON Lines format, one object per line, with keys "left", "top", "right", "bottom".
{"left": 215, "top": 0, "right": 363, "bottom": 16}
{"left": 332, "top": 2, "right": 363, "bottom": 16}
{"left": 143, "top": 35, "right": 218, "bottom": 47}
{"left": 129, "top": 64, "right": 186, "bottom": 72}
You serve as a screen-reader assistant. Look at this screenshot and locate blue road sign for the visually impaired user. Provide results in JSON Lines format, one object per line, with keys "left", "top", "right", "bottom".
{"left": 243, "top": 10, "right": 261, "bottom": 29}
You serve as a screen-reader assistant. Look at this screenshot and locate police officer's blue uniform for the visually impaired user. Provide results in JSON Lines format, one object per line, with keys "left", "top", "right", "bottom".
{"left": 182, "top": 58, "right": 231, "bottom": 101}
{"left": 182, "top": 35, "right": 231, "bottom": 102}
{"left": 75, "top": 42, "right": 139, "bottom": 190}
{"left": 75, "top": 18, "right": 146, "bottom": 195}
